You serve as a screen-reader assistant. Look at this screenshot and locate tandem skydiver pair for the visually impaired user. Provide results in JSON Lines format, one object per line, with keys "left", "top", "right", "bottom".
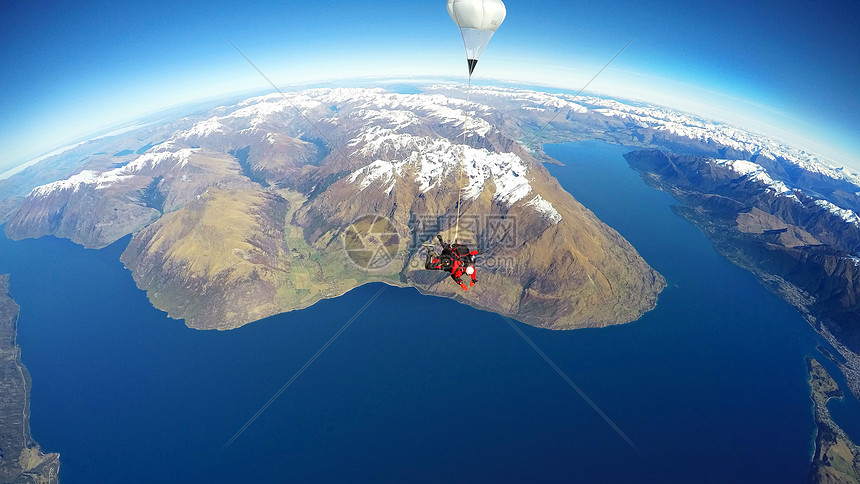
{"left": 424, "top": 235, "right": 479, "bottom": 291}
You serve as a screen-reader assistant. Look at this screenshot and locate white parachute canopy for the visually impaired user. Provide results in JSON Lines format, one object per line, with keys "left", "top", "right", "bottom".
{"left": 447, "top": 0, "right": 506, "bottom": 75}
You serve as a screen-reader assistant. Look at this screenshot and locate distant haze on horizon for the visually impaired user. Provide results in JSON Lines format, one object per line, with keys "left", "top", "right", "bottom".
{"left": 2, "top": 0, "right": 858, "bottom": 173}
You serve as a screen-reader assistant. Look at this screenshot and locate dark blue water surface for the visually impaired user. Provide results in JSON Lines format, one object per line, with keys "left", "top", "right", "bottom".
{"left": 1, "top": 140, "right": 858, "bottom": 483}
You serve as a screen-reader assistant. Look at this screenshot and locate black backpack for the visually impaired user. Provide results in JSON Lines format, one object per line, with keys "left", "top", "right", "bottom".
{"left": 452, "top": 244, "right": 471, "bottom": 259}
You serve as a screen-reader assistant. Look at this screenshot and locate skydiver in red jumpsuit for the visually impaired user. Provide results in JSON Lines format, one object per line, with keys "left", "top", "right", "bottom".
{"left": 424, "top": 235, "right": 478, "bottom": 290}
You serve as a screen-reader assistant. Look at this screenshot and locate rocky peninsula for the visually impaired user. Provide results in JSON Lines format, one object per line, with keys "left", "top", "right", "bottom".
{"left": 807, "top": 357, "right": 860, "bottom": 484}
{"left": 2, "top": 87, "right": 666, "bottom": 331}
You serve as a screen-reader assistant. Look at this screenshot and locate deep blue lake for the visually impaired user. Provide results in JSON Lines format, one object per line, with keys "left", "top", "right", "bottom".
{"left": 1, "top": 140, "right": 858, "bottom": 483}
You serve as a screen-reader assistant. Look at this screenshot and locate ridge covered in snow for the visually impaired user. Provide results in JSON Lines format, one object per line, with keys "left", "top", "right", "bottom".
{"left": 29, "top": 148, "right": 200, "bottom": 197}
{"left": 711, "top": 158, "right": 795, "bottom": 196}
{"left": 347, "top": 137, "right": 531, "bottom": 205}
{"left": 814, "top": 199, "right": 860, "bottom": 226}
{"left": 702, "top": 157, "right": 860, "bottom": 228}
{"left": 434, "top": 85, "right": 860, "bottom": 188}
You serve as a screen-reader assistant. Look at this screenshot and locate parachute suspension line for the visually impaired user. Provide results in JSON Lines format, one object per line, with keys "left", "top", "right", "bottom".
{"left": 226, "top": 38, "right": 358, "bottom": 173}
{"left": 454, "top": 76, "right": 472, "bottom": 244}
{"left": 226, "top": 37, "right": 348, "bottom": 282}
{"left": 524, "top": 36, "right": 636, "bottom": 150}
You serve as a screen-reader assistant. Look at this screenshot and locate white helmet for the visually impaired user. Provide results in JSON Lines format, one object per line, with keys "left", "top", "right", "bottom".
{"left": 465, "top": 266, "right": 475, "bottom": 275}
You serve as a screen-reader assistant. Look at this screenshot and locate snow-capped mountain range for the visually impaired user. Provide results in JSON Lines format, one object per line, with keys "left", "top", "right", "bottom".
{"left": 18, "top": 87, "right": 562, "bottom": 228}
{"left": 13, "top": 84, "right": 859, "bottom": 234}
{"left": 441, "top": 85, "right": 860, "bottom": 188}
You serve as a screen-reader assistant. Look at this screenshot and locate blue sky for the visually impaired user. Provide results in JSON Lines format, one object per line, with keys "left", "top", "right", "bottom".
{"left": 2, "top": 0, "right": 859, "bottom": 174}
